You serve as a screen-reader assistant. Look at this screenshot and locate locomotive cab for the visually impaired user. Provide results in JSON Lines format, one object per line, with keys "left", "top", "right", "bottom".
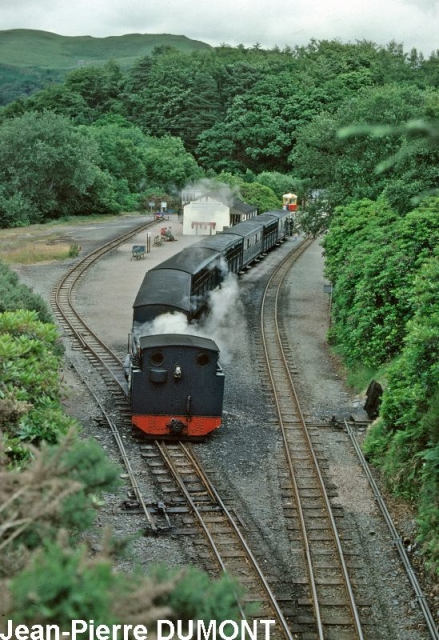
{"left": 130, "top": 333, "right": 224, "bottom": 438}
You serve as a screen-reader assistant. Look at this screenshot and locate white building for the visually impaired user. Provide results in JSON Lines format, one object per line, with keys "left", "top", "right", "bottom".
{"left": 182, "top": 192, "right": 257, "bottom": 236}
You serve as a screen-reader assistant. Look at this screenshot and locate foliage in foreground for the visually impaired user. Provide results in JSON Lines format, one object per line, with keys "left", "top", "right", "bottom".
{"left": 0, "top": 435, "right": 245, "bottom": 629}
{"left": 0, "top": 309, "right": 70, "bottom": 461}
{"left": 0, "top": 281, "right": 247, "bottom": 625}
{"left": 0, "top": 260, "right": 53, "bottom": 323}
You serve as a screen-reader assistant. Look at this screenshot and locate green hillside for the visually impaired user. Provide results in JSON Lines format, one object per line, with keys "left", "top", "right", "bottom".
{"left": 0, "top": 29, "right": 212, "bottom": 104}
{"left": 0, "top": 29, "right": 211, "bottom": 67}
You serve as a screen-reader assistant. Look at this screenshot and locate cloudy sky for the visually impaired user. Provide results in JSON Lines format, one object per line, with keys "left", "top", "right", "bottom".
{"left": 2, "top": 0, "right": 438, "bottom": 56}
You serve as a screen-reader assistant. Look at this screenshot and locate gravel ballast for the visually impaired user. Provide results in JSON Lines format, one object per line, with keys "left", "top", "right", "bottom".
{"left": 12, "top": 215, "right": 438, "bottom": 639}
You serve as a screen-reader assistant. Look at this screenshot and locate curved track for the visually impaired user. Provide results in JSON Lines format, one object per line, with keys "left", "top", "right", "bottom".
{"left": 50, "top": 223, "right": 437, "bottom": 640}
{"left": 50, "top": 224, "right": 302, "bottom": 639}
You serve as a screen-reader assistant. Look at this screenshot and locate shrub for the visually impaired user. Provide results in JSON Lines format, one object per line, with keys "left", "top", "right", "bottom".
{"left": 0, "top": 261, "right": 53, "bottom": 323}
{"left": 0, "top": 310, "right": 68, "bottom": 451}
{"left": 364, "top": 254, "right": 439, "bottom": 572}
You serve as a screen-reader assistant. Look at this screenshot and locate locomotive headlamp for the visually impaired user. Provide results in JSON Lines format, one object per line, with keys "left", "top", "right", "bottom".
{"left": 174, "top": 364, "right": 182, "bottom": 379}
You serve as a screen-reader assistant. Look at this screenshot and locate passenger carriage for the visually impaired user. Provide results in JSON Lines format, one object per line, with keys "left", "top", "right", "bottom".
{"left": 192, "top": 233, "right": 243, "bottom": 274}
{"left": 221, "top": 219, "right": 264, "bottom": 269}
{"left": 128, "top": 208, "right": 294, "bottom": 439}
{"left": 132, "top": 247, "right": 222, "bottom": 326}
{"left": 262, "top": 209, "right": 290, "bottom": 242}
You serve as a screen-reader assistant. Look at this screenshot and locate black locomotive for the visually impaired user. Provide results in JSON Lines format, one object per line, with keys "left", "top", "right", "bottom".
{"left": 127, "top": 209, "right": 291, "bottom": 438}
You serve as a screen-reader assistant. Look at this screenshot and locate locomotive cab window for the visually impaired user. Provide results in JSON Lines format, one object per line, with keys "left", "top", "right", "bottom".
{"left": 196, "top": 352, "right": 210, "bottom": 367}
{"left": 149, "top": 350, "right": 165, "bottom": 366}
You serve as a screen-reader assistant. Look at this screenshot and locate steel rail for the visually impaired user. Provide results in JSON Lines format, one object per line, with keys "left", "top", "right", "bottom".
{"left": 345, "top": 420, "right": 439, "bottom": 640}
{"left": 51, "top": 219, "right": 158, "bottom": 532}
{"left": 182, "top": 443, "right": 294, "bottom": 639}
{"left": 260, "top": 237, "right": 364, "bottom": 640}
{"left": 156, "top": 441, "right": 295, "bottom": 640}
{"left": 69, "top": 362, "right": 157, "bottom": 533}
{"left": 52, "top": 219, "right": 154, "bottom": 387}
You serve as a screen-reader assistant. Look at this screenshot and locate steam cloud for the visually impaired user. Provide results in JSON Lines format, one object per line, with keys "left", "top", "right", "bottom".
{"left": 180, "top": 178, "right": 239, "bottom": 209}
{"left": 132, "top": 272, "right": 245, "bottom": 364}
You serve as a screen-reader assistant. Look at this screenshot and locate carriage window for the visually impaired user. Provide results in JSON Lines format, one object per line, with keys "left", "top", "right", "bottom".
{"left": 150, "top": 351, "right": 165, "bottom": 366}
{"left": 196, "top": 352, "right": 210, "bottom": 366}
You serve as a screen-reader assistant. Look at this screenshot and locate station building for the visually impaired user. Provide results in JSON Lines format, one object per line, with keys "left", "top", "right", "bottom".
{"left": 181, "top": 190, "right": 257, "bottom": 236}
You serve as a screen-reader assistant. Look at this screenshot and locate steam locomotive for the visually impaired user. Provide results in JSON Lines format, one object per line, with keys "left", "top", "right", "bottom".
{"left": 126, "top": 209, "right": 291, "bottom": 438}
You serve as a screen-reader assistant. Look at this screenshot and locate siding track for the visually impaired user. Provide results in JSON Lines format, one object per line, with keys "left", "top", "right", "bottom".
{"left": 260, "top": 237, "right": 364, "bottom": 640}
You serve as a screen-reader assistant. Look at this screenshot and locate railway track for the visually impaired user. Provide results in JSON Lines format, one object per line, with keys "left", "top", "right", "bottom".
{"left": 144, "top": 440, "right": 293, "bottom": 635}
{"left": 344, "top": 420, "right": 439, "bottom": 640}
{"left": 50, "top": 223, "right": 437, "bottom": 640}
{"left": 50, "top": 223, "right": 304, "bottom": 639}
{"left": 260, "top": 237, "right": 365, "bottom": 640}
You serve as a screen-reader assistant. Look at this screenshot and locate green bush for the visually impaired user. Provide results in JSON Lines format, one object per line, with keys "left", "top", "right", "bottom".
{"left": 0, "top": 310, "right": 71, "bottom": 463}
{"left": 55, "top": 438, "right": 121, "bottom": 535}
{"left": 324, "top": 197, "right": 439, "bottom": 367}
{"left": 148, "top": 564, "right": 248, "bottom": 624}
{"left": 7, "top": 545, "right": 247, "bottom": 630}
{"left": 0, "top": 261, "right": 53, "bottom": 323}
{"left": 364, "top": 253, "right": 439, "bottom": 573}
{"left": 9, "top": 543, "right": 121, "bottom": 626}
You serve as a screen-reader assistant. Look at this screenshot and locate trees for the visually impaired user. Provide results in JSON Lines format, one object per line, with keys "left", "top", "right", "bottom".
{"left": 1, "top": 38, "right": 438, "bottom": 223}
{"left": 142, "top": 135, "right": 204, "bottom": 191}
{"left": 197, "top": 72, "right": 315, "bottom": 174}
{"left": 238, "top": 182, "right": 280, "bottom": 212}
{"left": 86, "top": 118, "right": 150, "bottom": 209}
{"left": 323, "top": 197, "right": 439, "bottom": 368}
{"left": 323, "top": 195, "right": 439, "bottom": 574}
{"left": 0, "top": 109, "right": 207, "bottom": 227}
{"left": 290, "top": 83, "right": 436, "bottom": 221}
{"left": 363, "top": 253, "right": 439, "bottom": 573}
{"left": 0, "top": 111, "right": 114, "bottom": 225}
{"left": 127, "top": 50, "right": 223, "bottom": 154}
{"left": 64, "top": 60, "right": 125, "bottom": 121}
{"left": 255, "top": 171, "right": 303, "bottom": 199}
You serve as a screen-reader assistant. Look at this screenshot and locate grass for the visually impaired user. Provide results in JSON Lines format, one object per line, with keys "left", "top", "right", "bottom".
{"left": 0, "top": 213, "right": 139, "bottom": 265}
{"left": 328, "top": 344, "right": 381, "bottom": 393}
{"left": 1, "top": 242, "right": 75, "bottom": 265}
{"left": 346, "top": 365, "right": 378, "bottom": 392}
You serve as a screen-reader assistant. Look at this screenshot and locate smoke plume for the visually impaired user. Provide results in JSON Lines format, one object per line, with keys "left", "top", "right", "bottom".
{"left": 132, "top": 272, "right": 244, "bottom": 364}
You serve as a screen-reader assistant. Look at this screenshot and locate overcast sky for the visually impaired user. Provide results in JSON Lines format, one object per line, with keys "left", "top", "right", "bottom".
{"left": 1, "top": 0, "right": 438, "bottom": 56}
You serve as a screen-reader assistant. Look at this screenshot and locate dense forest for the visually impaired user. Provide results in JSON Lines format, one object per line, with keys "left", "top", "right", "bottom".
{"left": 0, "top": 35, "right": 438, "bottom": 623}
{"left": 1, "top": 38, "right": 439, "bottom": 228}
{"left": 0, "top": 29, "right": 212, "bottom": 105}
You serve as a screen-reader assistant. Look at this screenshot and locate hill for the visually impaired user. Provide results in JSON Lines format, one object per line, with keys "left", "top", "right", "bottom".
{"left": 0, "top": 29, "right": 212, "bottom": 105}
